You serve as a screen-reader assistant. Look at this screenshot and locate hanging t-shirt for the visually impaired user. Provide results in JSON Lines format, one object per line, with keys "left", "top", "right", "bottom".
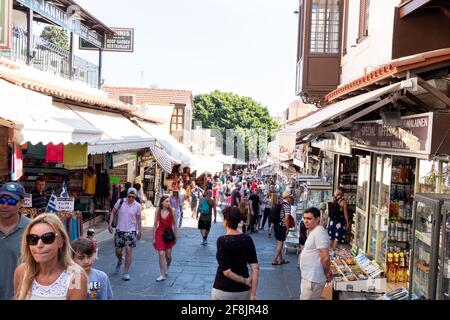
{"left": 46, "top": 143, "right": 64, "bottom": 163}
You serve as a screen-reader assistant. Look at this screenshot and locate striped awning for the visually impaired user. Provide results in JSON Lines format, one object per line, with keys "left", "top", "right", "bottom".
{"left": 150, "top": 145, "right": 173, "bottom": 173}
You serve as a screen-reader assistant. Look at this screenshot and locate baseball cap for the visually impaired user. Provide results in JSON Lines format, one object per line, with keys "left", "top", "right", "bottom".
{"left": 127, "top": 187, "right": 138, "bottom": 195}
{"left": 0, "top": 182, "right": 27, "bottom": 200}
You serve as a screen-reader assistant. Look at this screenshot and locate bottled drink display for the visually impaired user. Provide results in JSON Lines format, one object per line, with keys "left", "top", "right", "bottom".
{"left": 386, "top": 247, "right": 410, "bottom": 284}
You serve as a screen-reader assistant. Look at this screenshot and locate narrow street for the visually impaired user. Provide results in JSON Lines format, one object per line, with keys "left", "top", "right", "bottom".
{"left": 94, "top": 208, "right": 301, "bottom": 300}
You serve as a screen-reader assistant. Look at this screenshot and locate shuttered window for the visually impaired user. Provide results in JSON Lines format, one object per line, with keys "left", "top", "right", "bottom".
{"left": 357, "top": 0, "right": 370, "bottom": 43}
{"left": 118, "top": 95, "right": 135, "bottom": 105}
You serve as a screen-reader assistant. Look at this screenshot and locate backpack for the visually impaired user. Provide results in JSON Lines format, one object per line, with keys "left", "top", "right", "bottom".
{"left": 328, "top": 197, "right": 344, "bottom": 220}
{"left": 269, "top": 203, "right": 282, "bottom": 225}
{"left": 198, "top": 198, "right": 210, "bottom": 215}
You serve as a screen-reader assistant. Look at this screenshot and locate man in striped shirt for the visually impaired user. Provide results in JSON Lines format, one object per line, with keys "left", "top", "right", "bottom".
{"left": 31, "top": 177, "right": 47, "bottom": 214}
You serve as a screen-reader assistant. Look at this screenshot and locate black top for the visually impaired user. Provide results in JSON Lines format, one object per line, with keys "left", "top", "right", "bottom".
{"left": 248, "top": 194, "right": 260, "bottom": 214}
{"left": 31, "top": 189, "right": 47, "bottom": 213}
{"left": 231, "top": 189, "right": 241, "bottom": 207}
{"left": 213, "top": 234, "right": 258, "bottom": 292}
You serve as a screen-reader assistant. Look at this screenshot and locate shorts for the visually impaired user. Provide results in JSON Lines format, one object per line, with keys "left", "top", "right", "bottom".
{"left": 114, "top": 231, "right": 137, "bottom": 248}
{"left": 198, "top": 219, "right": 212, "bottom": 231}
{"left": 274, "top": 224, "right": 287, "bottom": 242}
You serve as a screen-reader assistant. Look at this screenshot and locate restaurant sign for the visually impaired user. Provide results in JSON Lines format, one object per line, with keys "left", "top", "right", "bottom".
{"left": 16, "top": 0, "right": 104, "bottom": 47}
{"left": 351, "top": 113, "right": 432, "bottom": 155}
{"left": 80, "top": 27, "right": 134, "bottom": 52}
{"left": 0, "top": 0, "right": 12, "bottom": 49}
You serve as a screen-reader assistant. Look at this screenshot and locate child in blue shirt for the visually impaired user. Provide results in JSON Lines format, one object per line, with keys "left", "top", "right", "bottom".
{"left": 72, "top": 238, "right": 113, "bottom": 300}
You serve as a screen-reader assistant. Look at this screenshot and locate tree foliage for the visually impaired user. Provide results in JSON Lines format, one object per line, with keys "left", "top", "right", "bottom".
{"left": 40, "top": 26, "right": 70, "bottom": 52}
{"left": 193, "top": 90, "right": 280, "bottom": 160}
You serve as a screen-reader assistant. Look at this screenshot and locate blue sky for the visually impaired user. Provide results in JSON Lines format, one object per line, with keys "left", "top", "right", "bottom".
{"left": 76, "top": 0, "right": 299, "bottom": 116}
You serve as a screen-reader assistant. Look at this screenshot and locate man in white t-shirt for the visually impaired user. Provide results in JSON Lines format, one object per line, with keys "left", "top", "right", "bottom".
{"left": 299, "top": 207, "right": 332, "bottom": 300}
{"left": 108, "top": 188, "right": 142, "bottom": 281}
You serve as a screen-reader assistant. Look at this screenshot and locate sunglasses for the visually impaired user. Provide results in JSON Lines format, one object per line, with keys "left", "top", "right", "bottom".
{"left": 0, "top": 197, "right": 19, "bottom": 206}
{"left": 128, "top": 195, "right": 136, "bottom": 199}
{"left": 26, "top": 232, "right": 58, "bottom": 246}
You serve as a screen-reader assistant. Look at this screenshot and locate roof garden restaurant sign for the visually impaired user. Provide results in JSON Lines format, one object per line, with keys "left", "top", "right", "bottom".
{"left": 80, "top": 27, "right": 134, "bottom": 52}
{"left": 0, "top": 0, "right": 12, "bottom": 49}
{"left": 351, "top": 113, "right": 432, "bottom": 156}
{"left": 16, "top": 0, "right": 104, "bottom": 47}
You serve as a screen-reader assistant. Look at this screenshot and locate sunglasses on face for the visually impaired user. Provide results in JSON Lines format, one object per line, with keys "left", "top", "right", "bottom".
{"left": 26, "top": 232, "right": 58, "bottom": 246}
{"left": 128, "top": 195, "right": 136, "bottom": 199}
{"left": 0, "top": 197, "right": 19, "bottom": 206}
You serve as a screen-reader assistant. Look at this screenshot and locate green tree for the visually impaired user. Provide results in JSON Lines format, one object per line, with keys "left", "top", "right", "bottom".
{"left": 193, "top": 90, "right": 280, "bottom": 161}
{"left": 40, "top": 26, "right": 69, "bottom": 51}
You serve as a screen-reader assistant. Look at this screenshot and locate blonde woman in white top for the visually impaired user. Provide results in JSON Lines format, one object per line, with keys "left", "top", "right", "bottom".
{"left": 14, "top": 213, "right": 87, "bottom": 300}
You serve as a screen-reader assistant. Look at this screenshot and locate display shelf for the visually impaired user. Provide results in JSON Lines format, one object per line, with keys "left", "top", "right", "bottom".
{"left": 415, "top": 230, "right": 432, "bottom": 246}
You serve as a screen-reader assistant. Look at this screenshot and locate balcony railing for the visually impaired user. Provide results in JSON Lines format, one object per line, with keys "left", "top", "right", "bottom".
{"left": 0, "top": 26, "right": 99, "bottom": 88}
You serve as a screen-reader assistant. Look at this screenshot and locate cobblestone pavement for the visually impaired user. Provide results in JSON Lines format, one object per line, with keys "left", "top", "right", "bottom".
{"left": 94, "top": 206, "right": 301, "bottom": 300}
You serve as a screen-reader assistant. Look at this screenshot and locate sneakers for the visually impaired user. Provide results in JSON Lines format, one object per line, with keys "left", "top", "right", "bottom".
{"left": 122, "top": 273, "right": 130, "bottom": 281}
{"left": 115, "top": 260, "right": 122, "bottom": 273}
{"left": 201, "top": 239, "right": 208, "bottom": 246}
{"left": 156, "top": 275, "right": 166, "bottom": 282}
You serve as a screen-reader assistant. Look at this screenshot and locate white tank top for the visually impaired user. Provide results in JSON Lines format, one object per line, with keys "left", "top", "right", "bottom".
{"left": 29, "top": 270, "right": 73, "bottom": 300}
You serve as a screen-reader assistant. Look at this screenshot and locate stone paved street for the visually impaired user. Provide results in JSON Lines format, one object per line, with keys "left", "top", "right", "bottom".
{"left": 94, "top": 207, "right": 301, "bottom": 300}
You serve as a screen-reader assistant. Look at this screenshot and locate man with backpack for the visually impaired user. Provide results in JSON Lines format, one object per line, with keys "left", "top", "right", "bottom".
{"left": 271, "top": 191, "right": 293, "bottom": 265}
{"left": 327, "top": 187, "right": 350, "bottom": 250}
{"left": 197, "top": 190, "right": 217, "bottom": 245}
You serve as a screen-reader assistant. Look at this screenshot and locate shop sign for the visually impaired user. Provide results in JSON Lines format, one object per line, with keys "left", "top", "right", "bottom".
{"left": 113, "top": 152, "right": 137, "bottom": 167}
{"left": 110, "top": 176, "right": 120, "bottom": 184}
{"left": 311, "top": 133, "right": 352, "bottom": 155}
{"left": 23, "top": 194, "right": 32, "bottom": 208}
{"left": 80, "top": 27, "right": 134, "bottom": 52}
{"left": 0, "top": 0, "right": 12, "bottom": 49}
{"left": 351, "top": 113, "right": 432, "bottom": 155}
{"left": 16, "top": 0, "right": 104, "bottom": 47}
{"left": 56, "top": 197, "right": 74, "bottom": 211}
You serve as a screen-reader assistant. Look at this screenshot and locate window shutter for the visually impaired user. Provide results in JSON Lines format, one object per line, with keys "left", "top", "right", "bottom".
{"left": 357, "top": 0, "right": 369, "bottom": 43}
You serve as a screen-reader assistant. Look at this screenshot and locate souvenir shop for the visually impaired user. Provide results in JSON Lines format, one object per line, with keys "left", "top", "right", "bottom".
{"left": 303, "top": 112, "right": 450, "bottom": 299}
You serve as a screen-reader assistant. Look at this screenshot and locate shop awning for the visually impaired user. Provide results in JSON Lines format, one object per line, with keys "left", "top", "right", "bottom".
{"left": 63, "top": 104, "right": 156, "bottom": 154}
{"left": 136, "top": 120, "right": 198, "bottom": 166}
{"left": 280, "top": 79, "right": 417, "bottom": 139}
{"left": 149, "top": 145, "right": 173, "bottom": 173}
{"left": 0, "top": 80, "right": 102, "bottom": 145}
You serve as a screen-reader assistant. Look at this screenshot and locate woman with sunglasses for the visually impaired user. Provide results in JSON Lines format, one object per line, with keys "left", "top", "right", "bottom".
{"left": 13, "top": 213, "right": 88, "bottom": 300}
{"left": 153, "top": 195, "right": 177, "bottom": 282}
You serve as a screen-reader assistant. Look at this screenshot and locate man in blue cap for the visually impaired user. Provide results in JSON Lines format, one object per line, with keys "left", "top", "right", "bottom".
{"left": 0, "top": 182, "right": 31, "bottom": 300}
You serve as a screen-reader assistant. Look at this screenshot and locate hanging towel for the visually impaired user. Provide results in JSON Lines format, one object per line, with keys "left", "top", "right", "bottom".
{"left": 64, "top": 144, "right": 88, "bottom": 169}
{"left": 46, "top": 143, "right": 64, "bottom": 163}
{"left": 27, "top": 143, "right": 46, "bottom": 159}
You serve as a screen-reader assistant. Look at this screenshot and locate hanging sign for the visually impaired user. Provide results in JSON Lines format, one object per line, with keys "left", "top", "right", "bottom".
{"left": 0, "top": 0, "right": 12, "bottom": 49}
{"left": 351, "top": 113, "right": 432, "bottom": 155}
{"left": 23, "top": 194, "right": 32, "bottom": 208}
{"left": 311, "top": 133, "right": 352, "bottom": 155}
{"left": 56, "top": 197, "right": 75, "bottom": 211}
{"left": 80, "top": 27, "right": 134, "bottom": 52}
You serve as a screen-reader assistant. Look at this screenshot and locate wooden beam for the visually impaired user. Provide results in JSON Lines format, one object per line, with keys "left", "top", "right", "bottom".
{"left": 399, "top": 0, "right": 432, "bottom": 18}
{"left": 405, "top": 91, "right": 435, "bottom": 110}
{"left": 415, "top": 75, "right": 450, "bottom": 108}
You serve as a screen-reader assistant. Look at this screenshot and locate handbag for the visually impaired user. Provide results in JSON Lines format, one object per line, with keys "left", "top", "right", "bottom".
{"left": 163, "top": 228, "right": 176, "bottom": 243}
{"left": 110, "top": 198, "right": 124, "bottom": 228}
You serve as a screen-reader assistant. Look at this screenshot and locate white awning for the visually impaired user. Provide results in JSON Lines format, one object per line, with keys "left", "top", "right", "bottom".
{"left": 63, "top": 104, "right": 156, "bottom": 154}
{"left": 150, "top": 145, "right": 173, "bottom": 173}
{"left": 136, "top": 120, "right": 198, "bottom": 166}
{"left": 280, "top": 79, "right": 417, "bottom": 138}
{"left": 0, "top": 80, "right": 102, "bottom": 145}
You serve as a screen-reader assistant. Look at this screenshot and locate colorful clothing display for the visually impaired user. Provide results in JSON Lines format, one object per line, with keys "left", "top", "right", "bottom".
{"left": 63, "top": 144, "right": 88, "bottom": 169}
{"left": 46, "top": 143, "right": 64, "bottom": 163}
{"left": 83, "top": 172, "right": 97, "bottom": 195}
